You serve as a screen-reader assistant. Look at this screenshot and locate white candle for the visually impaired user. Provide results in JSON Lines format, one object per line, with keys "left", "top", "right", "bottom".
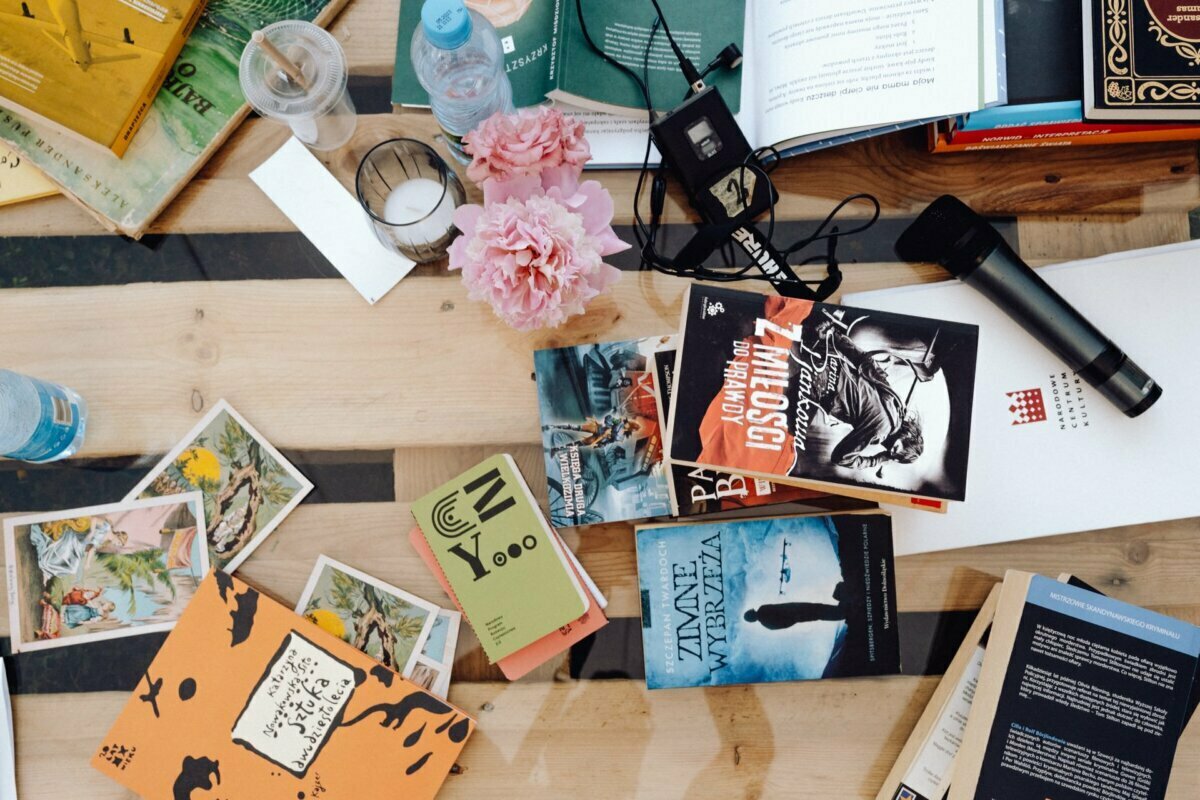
{"left": 382, "top": 177, "right": 457, "bottom": 247}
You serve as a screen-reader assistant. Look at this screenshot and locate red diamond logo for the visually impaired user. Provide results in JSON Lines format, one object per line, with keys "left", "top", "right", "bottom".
{"left": 1006, "top": 388, "right": 1047, "bottom": 425}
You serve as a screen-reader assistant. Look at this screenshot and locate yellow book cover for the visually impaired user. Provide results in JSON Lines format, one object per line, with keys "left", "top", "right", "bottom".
{"left": 0, "top": 0, "right": 206, "bottom": 155}
{"left": 0, "top": 146, "right": 54, "bottom": 205}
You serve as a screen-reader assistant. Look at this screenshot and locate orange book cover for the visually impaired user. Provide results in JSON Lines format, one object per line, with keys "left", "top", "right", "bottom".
{"left": 91, "top": 570, "right": 474, "bottom": 799}
{"left": 408, "top": 527, "right": 608, "bottom": 681}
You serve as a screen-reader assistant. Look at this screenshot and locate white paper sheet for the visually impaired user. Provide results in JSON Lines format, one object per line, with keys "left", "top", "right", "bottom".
{"left": 250, "top": 137, "right": 415, "bottom": 305}
{"left": 1, "top": 659, "right": 16, "bottom": 800}
{"left": 845, "top": 240, "right": 1200, "bottom": 555}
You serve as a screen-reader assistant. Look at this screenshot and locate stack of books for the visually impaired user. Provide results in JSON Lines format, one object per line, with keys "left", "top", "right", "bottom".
{"left": 931, "top": 0, "right": 1200, "bottom": 152}
{"left": 0, "top": 0, "right": 349, "bottom": 237}
{"left": 393, "top": 0, "right": 1006, "bottom": 166}
{"left": 878, "top": 571, "right": 1199, "bottom": 800}
{"left": 409, "top": 454, "right": 610, "bottom": 680}
{"left": 533, "top": 284, "right": 981, "bottom": 523}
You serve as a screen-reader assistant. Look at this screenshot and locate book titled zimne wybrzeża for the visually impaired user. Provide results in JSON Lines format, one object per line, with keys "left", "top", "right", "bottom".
{"left": 667, "top": 285, "right": 979, "bottom": 511}
{"left": 636, "top": 512, "right": 900, "bottom": 689}
{"left": 0, "top": 0, "right": 207, "bottom": 155}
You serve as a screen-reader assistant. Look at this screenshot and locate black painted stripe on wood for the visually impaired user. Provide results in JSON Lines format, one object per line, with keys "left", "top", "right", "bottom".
{"left": 0, "top": 217, "right": 1016, "bottom": 289}
{"left": 569, "top": 610, "right": 981, "bottom": 682}
{"left": 2, "top": 632, "right": 168, "bottom": 694}
{"left": 2, "top": 607, "right": 980, "bottom": 695}
{"left": 0, "top": 449, "right": 394, "bottom": 513}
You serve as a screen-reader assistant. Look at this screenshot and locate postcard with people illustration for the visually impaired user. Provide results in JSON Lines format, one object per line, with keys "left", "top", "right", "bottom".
{"left": 4, "top": 493, "right": 209, "bottom": 653}
{"left": 125, "top": 399, "right": 313, "bottom": 573}
{"left": 296, "top": 556, "right": 439, "bottom": 679}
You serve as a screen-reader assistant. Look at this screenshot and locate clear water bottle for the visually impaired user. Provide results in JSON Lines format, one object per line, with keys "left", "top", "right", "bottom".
{"left": 411, "top": 0, "right": 513, "bottom": 158}
{"left": 0, "top": 370, "right": 87, "bottom": 463}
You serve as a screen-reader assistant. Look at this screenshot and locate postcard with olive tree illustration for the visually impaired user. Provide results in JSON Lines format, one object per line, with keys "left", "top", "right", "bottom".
{"left": 125, "top": 400, "right": 313, "bottom": 573}
{"left": 296, "top": 556, "right": 439, "bottom": 679}
{"left": 4, "top": 493, "right": 209, "bottom": 653}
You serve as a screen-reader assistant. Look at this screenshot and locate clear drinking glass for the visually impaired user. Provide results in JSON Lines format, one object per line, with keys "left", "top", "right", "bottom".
{"left": 355, "top": 139, "right": 467, "bottom": 264}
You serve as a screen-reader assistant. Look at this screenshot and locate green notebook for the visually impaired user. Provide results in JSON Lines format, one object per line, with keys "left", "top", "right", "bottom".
{"left": 411, "top": 454, "right": 588, "bottom": 662}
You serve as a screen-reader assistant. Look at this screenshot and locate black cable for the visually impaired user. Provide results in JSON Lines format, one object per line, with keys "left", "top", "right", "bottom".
{"left": 647, "top": 0, "right": 704, "bottom": 87}
{"left": 573, "top": 0, "right": 653, "bottom": 114}
{"left": 573, "top": 0, "right": 880, "bottom": 293}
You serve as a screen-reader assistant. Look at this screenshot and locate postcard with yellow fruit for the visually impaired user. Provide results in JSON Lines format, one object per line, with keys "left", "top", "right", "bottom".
{"left": 125, "top": 400, "right": 312, "bottom": 573}
{"left": 296, "top": 555, "right": 439, "bottom": 679}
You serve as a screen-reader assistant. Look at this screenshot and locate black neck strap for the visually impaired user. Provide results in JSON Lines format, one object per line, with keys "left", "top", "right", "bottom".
{"left": 670, "top": 220, "right": 843, "bottom": 301}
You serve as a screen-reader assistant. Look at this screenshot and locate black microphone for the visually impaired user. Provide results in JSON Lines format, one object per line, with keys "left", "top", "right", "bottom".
{"left": 895, "top": 195, "right": 1161, "bottom": 418}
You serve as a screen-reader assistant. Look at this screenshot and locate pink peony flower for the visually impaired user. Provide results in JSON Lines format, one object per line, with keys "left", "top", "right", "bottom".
{"left": 452, "top": 106, "right": 626, "bottom": 331}
{"left": 464, "top": 107, "right": 592, "bottom": 185}
{"left": 448, "top": 180, "right": 627, "bottom": 331}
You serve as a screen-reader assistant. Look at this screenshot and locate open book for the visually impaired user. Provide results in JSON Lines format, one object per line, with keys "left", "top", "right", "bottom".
{"left": 395, "top": 0, "right": 1003, "bottom": 166}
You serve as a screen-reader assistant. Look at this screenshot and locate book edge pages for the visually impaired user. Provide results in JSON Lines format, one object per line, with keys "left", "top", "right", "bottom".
{"left": 664, "top": 283, "right": 694, "bottom": 491}
{"left": 874, "top": 583, "right": 1002, "bottom": 800}
{"left": 947, "top": 569, "right": 1034, "bottom": 800}
{"left": 650, "top": 349, "right": 682, "bottom": 517}
{"left": 663, "top": 458, "right": 946, "bottom": 512}
{"left": 1082, "top": 0, "right": 1097, "bottom": 119}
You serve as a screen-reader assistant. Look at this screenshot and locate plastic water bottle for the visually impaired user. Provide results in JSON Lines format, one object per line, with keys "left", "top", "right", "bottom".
{"left": 0, "top": 370, "right": 87, "bottom": 463}
{"left": 411, "top": 0, "right": 513, "bottom": 158}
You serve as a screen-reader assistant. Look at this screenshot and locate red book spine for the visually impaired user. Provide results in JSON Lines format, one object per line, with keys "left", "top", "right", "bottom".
{"left": 948, "top": 120, "right": 1197, "bottom": 145}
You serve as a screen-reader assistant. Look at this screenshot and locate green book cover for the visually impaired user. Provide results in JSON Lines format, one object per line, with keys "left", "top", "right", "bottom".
{"left": 393, "top": 0, "right": 557, "bottom": 108}
{"left": 549, "top": 0, "right": 742, "bottom": 114}
{"left": 411, "top": 454, "right": 588, "bottom": 663}
{"left": 0, "top": 0, "right": 342, "bottom": 237}
{"left": 392, "top": 0, "right": 743, "bottom": 114}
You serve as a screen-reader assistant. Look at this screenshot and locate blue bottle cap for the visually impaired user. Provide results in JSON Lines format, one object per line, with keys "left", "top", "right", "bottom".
{"left": 421, "top": 0, "right": 472, "bottom": 50}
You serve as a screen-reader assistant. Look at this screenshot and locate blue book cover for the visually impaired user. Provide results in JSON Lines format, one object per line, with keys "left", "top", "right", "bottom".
{"left": 636, "top": 513, "right": 900, "bottom": 689}
{"left": 957, "top": 100, "right": 1084, "bottom": 132}
{"left": 534, "top": 336, "right": 675, "bottom": 527}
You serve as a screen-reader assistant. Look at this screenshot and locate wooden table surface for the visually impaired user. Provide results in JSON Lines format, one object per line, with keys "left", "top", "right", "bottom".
{"left": 3, "top": 2, "right": 1200, "bottom": 797}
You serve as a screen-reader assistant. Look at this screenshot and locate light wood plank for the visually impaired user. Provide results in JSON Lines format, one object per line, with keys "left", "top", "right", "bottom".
{"left": 2, "top": 112, "right": 1197, "bottom": 237}
{"left": 12, "top": 680, "right": 1200, "bottom": 799}
{"left": 1018, "top": 212, "right": 1193, "bottom": 261}
{"left": 0, "top": 266, "right": 968, "bottom": 458}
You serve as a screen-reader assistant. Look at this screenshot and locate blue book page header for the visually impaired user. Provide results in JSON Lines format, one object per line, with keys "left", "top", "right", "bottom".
{"left": 1026, "top": 575, "right": 1200, "bottom": 658}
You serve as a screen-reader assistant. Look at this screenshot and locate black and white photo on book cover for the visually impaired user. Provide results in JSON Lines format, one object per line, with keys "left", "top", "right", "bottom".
{"left": 670, "top": 286, "right": 978, "bottom": 502}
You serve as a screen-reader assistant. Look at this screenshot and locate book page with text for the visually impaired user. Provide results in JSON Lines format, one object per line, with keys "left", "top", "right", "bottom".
{"left": 754, "top": 0, "right": 983, "bottom": 147}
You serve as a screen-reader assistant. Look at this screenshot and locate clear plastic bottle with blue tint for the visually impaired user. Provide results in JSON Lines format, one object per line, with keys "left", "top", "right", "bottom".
{"left": 0, "top": 369, "right": 87, "bottom": 463}
{"left": 411, "top": 0, "right": 513, "bottom": 158}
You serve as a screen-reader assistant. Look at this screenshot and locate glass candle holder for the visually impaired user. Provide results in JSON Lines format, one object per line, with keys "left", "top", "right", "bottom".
{"left": 355, "top": 139, "right": 466, "bottom": 264}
